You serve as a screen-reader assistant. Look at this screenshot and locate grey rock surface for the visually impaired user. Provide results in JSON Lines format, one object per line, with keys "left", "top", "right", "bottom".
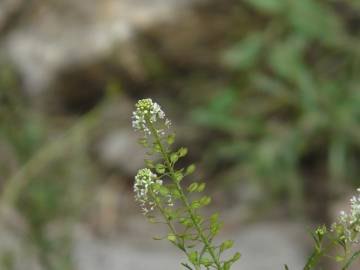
{"left": 73, "top": 221, "right": 306, "bottom": 270}
{"left": 234, "top": 223, "right": 306, "bottom": 270}
{"left": 0, "top": 221, "right": 41, "bottom": 270}
{"left": 97, "top": 129, "right": 147, "bottom": 176}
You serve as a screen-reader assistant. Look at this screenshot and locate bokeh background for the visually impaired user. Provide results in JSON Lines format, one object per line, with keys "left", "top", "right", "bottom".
{"left": 0, "top": 0, "right": 360, "bottom": 269}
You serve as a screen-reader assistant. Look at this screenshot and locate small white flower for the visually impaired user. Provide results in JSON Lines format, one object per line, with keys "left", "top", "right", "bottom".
{"left": 134, "top": 168, "right": 162, "bottom": 214}
{"left": 132, "top": 98, "right": 171, "bottom": 136}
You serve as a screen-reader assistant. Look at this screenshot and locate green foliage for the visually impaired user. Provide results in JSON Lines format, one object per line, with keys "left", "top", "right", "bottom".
{"left": 244, "top": 0, "right": 285, "bottom": 14}
{"left": 1, "top": 251, "right": 15, "bottom": 270}
{"left": 0, "top": 64, "right": 45, "bottom": 163}
{"left": 193, "top": 0, "right": 360, "bottom": 208}
{"left": 0, "top": 65, "right": 104, "bottom": 270}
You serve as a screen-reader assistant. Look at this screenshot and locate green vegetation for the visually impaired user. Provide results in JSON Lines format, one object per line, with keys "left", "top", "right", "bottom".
{"left": 192, "top": 0, "right": 360, "bottom": 215}
{"left": 0, "top": 61, "right": 102, "bottom": 270}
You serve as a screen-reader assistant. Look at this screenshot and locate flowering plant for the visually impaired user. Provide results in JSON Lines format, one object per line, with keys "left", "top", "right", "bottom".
{"left": 131, "top": 98, "right": 360, "bottom": 270}
{"left": 132, "top": 98, "right": 240, "bottom": 270}
{"left": 303, "top": 189, "right": 360, "bottom": 270}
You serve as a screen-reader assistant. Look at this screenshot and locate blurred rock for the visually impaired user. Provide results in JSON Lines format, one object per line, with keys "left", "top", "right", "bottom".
{"left": 73, "top": 221, "right": 306, "bottom": 270}
{"left": 89, "top": 178, "right": 134, "bottom": 234}
{"left": 139, "top": 0, "right": 246, "bottom": 69}
{"left": 97, "top": 129, "right": 148, "bottom": 176}
{"left": 234, "top": 222, "right": 306, "bottom": 270}
{"left": 0, "top": 214, "right": 40, "bottom": 270}
{"left": 0, "top": 0, "right": 26, "bottom": 36}
{"left": 2, "top": 0, "right": 203, "bottom": 97}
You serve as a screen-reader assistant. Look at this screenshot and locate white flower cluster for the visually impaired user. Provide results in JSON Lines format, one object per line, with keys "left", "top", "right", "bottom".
{"left": 333, "top": 188, "right": 360, "bottom": 243}
{"left": 132, "top": 98, "right": 171, "bottom": 136}
{"left": 134, "top": 168, "right": 163, "bottom": 214}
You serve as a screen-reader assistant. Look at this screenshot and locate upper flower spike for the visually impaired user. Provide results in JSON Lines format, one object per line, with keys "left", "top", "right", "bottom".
{"left": 132, "top": 98, "right": 171, "bottom": 136}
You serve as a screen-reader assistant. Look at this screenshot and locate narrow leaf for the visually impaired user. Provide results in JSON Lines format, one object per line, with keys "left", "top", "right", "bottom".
{"left": 178, "top": 147, "right": 188, "bottom": 157}
{"left": 167, "top": 134, "right": 176, "bottom": 145}
{"left": 186, "top": 164, "right": 196, "bottom": 175}
{"left": 188, "top": 183, "right": 199, "bottom": 193}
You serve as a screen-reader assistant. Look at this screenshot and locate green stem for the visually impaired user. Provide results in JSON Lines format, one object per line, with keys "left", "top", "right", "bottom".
{"left": 303, "top": 240, "right": 336, "bottom": 270}
{"left": 342, "top": 249, "right": 360, "bottom": 270}
{"left": 147, "top": 120, "right": 223, "bottom": 270}
{"left": 199, "top": 234, "right": 215, "bottom": 262}
{"left": 149, "top": 189, "right": 185, "bottom": 251}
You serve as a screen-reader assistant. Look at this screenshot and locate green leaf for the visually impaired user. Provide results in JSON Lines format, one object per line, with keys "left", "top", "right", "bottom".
{"left": 199, "top": 196, "right": 211, "bottom": 206}
{"left": 186, "top": 164, "right": 196, "bottom": 175}
{"left": 288, "top": 0, "right": 343, "bottom": 44}
{"left": 231, "top": 252, "right": 241, "bottom": 262}
{"left": 167, "top": 234, "right": 177, "bottom": 242}
{"left": 167, "top": 133, "right": 176, "bottom": 145}
{"left": 180, "top": 217, "right": 193, "bottom": 228}
{"left": 170, "top": 153, "right": 179, "bottom": 164}
{"left": 144, "top": 159, "right": 154, "bottom": 168}
{"left": 138, "top": 138, "right": 148, "bottom": 147}
{"left": 171, "top": 188, "right": 181, "bottom": 199}
{"left": 220, "top": 240, "right": 234, "bottom": 253}
{"left": 336, "top": 256, "right": 345, "bottom": 262}
{"left": 152, "top": 183, "right": 162, "bottom": 192}
{"left": 178, "top": 147, "right": 188, "bottom": 157}
{"left": 200, "top": 258, "right": 211, "bottom": 267}
{"left": 190, "top": 201, "right": 201, "bottom": 209}
{"left": 155, "top": 164, "right": 166, "bottom": 174}
{"left": 152, "top": 236, "right": 165, "bottom": 240}
{"left": 223, "top": 33, "right": 263, "bottom": 70}
{"left": 174, "top": 171, "right": 184, "bottom": 182}
{"left": 223, "top": 261, "right": 231, "bottom": 270}
{"left": 166, "top": 210, "right": 177, "bottom": 221}
{"left": 268, "top": 35, "right": 307, "bottom": 81}
{"left": 195, "top": 215, "right": 204, "bottom": 225}
{"left": 197, "top": 182, "right": 206, "bottom": 192}
{"left": 244, "top": 0, "right": 285, "bottom": 14}
{"left": 153, "top": 143, "right": 162, "bottom": 153}
{"left": 210, "top": 222, "right": 223, "bottom": 236}
{"left": 210, "top": 213, "right": 219, "bottom": 224}
{"left": 188, "top": 251, "right": 198, "bottom": 264}
{"left": 187, "top": 182, "right": 205, "bottom": 193}
{"left": 158, "top": 186, "right": 169, "bottom": 196}
{"left": 187, "top": 182, "right": 199, "bottom": 193}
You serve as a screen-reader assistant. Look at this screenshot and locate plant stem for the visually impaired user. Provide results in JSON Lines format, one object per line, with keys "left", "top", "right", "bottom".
{"left": 147, "top": 120, "right": 223, "bottom": 270}
{"left": 149, "top": 189, "right": 185, "bottom": 251}
{"left": 303, "top": 240, "right": 336, "bottom": 270}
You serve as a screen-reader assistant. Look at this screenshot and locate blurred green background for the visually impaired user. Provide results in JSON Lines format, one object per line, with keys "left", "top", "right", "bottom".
{"left": 0, "top": 0, "right": 360, "bottom": 269}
